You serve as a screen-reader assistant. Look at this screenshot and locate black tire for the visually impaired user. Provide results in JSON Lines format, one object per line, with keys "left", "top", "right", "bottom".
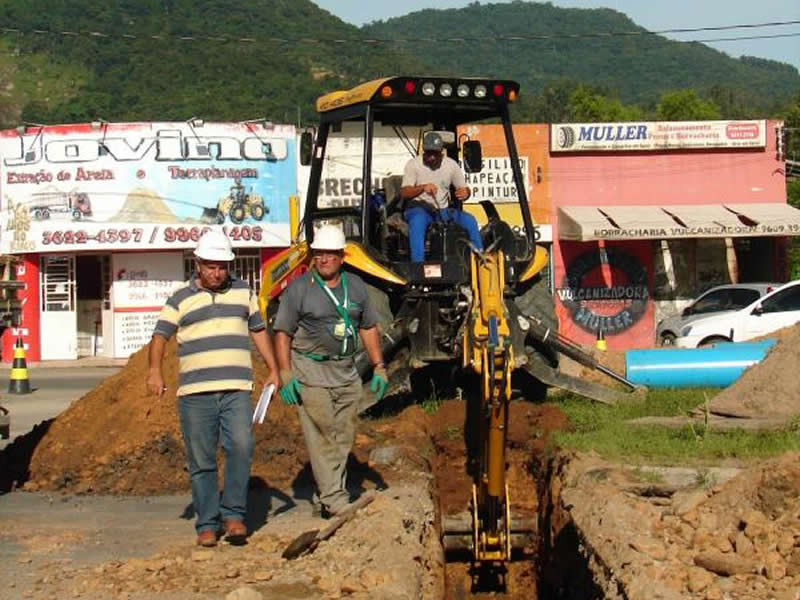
{"left": 250, "top": 204, "right": 265, "bottom": 220}
{"left": 229, "top": 205, "right": 245, "bottom": 224}
{"left": 698, "top": 335, "right": 730, "bottom": 347}
{"left": 72, "top": 209, "right": 82, "bottom": 221}
{"left": 515, "top": 275, "right": 559, "bottom": 367}
{"left": 33, "top": 209, "right": 43, "bottom": 220}
{"left": 660, "top": 332, "right": 676, "bottom": 346}
{"left": 41, "top": 208, "right": 50, "bottom": 219}
{"left": 515, "top": 275, "right": 558, "bottom": 332}
{"left": 364, "top": 281, "right": 394, "bottom": 335}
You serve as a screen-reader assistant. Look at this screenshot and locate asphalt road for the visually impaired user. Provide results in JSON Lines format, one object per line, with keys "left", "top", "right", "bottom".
{"left": 0, "top": 366, "right": 120, "bottom": 450}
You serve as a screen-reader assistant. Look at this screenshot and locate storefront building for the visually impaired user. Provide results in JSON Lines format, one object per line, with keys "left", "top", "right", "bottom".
{"left": 0, "top": 121, "right": 297, "bottom": 361}
{"left": 549, "top": 119, "right": 800, "bottom": 349}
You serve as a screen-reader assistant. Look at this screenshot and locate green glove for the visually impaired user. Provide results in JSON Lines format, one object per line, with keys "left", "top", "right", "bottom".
{"left": 370, "top": 365, "right": 388, "bottom": 402}
{"left": 279, "top": 369, "right": 301, "bottom": 406}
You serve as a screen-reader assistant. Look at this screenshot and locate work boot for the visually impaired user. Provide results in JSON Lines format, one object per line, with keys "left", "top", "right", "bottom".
{"left": 196, "top": 530, "right": 218, "bottom": 547}
{"left": 223, "top": 519, "right": 247, "bottom": 545}
{"left": 311, "top": 503, "right": 333, "bottom": 519}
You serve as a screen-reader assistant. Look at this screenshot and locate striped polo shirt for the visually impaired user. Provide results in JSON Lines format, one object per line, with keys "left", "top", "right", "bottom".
{"left": 153, "top": 275, "right": 264, "bottom": 396}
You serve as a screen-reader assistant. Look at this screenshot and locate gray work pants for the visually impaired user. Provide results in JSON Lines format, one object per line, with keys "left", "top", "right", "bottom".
{"left": 297, "top": 379, "right": 361, "bottom": 514}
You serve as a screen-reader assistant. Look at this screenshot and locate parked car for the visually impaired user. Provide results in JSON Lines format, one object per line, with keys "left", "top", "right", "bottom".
{"left": 656, "top": 283, "right": 779, "bottom": 346}
{"left": 672, "top": 280, "right": 800, "bottom": 348}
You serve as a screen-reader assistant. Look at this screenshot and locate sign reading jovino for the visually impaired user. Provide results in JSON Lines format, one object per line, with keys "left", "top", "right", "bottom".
{"left": 0, "top": 122, "right": 297, "bottom": 253}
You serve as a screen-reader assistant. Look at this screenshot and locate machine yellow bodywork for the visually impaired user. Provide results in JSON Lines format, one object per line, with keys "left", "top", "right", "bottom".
{"left": 463, "top": 249, "right": 515, "bottom": 562}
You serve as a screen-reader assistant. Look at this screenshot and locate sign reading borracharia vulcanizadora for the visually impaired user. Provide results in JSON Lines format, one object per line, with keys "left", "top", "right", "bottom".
{"left": 0, "top": 122, "right": 297, "bottom": 253}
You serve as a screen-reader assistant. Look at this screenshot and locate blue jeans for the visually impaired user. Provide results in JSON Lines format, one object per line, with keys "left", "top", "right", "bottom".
{"left": 179, "top": 390, "right": 254, "bottom": 534}
{"left": 404, "top": 206, "right": 483, "bottom": 263}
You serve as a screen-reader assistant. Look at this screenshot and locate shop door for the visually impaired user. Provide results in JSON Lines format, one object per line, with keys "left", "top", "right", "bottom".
{"left": 40, "top": 255, "right": 78, "bottom": 360}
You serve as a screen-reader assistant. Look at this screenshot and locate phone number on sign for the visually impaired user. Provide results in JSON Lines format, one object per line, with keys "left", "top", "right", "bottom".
{"left": 41, "top": 225, "right": 264, "bottom": 246}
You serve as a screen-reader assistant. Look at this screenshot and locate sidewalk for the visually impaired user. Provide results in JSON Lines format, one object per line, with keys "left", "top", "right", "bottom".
{"left": 12, "top": 356, "right": 129, "bottom": 369}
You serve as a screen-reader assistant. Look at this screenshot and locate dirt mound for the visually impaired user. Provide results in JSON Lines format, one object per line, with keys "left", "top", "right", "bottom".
{"left": 708, "top": 322, "right": 800, "bottom": 419}
{"left": 549, "top": 452, "right": 800, "bottom": 600}
{"left": 18, "top": 339, "right": 308, "bottom": 495}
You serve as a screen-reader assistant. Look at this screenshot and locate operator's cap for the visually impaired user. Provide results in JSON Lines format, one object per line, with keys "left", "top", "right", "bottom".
{"left": 423, "top": 131, "right": 444, "bottom": 152}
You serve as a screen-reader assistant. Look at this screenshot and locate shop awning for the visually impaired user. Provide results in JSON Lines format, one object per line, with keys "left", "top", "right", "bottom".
{"left": 558, "top": 203, "right": 800, "bottom": 241}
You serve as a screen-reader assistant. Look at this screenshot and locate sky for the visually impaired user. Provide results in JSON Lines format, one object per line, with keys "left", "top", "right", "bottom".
{"left": 313, "top": 0, "right": 800, "bottom": 70}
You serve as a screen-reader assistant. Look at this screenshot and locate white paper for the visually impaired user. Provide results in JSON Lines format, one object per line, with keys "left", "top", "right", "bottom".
{"left": 252, "top": 383, "right": 275, "bottom": 425}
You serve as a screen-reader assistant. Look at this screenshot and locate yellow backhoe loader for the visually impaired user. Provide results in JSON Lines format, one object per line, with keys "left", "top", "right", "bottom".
{"left": 258, "top": 77, "right": 638, "bottom": 571}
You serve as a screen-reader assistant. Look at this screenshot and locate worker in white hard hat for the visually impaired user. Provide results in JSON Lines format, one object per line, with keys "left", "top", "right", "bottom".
{"left": 273, "top": 224, "right": 387, "bottom": 518}
{"left": 147, "top": 228, "right": 280, "bottom": 548}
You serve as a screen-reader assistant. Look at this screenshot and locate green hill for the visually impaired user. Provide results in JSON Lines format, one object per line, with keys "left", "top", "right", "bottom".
{"left": 0, "top": 0, "right": 795, "bottom": 127}
{"left": 0, "top": 0, "right": 421, "bottom": 127}
{"left": 362, "top": 2, "right": 799, "bottom": 114}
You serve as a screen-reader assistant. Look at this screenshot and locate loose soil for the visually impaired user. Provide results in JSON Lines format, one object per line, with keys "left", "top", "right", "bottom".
{"left": 708, "top": 323, "right": 800, "bottom": 419}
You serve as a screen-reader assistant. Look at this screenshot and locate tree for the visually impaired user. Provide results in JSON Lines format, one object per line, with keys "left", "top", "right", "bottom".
{"left": 656, "top": 89, "right": 721, "bottom": 121}
{"left": 567, "top": 85, "right": 643, "bottom": 122}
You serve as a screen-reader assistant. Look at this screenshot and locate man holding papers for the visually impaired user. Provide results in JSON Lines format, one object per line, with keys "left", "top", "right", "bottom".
{"left": 147, "top": 229, "right": 280, "bottom": 547}
{"left": 273, "top": 225, "right": 387, "bottom": 519}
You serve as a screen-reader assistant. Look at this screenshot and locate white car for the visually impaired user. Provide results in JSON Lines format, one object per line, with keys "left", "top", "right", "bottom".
{"left": 656, "top": 283, "right": 778, "bottom": 346}
{"left": 673, "top": 280, "right": 800, "bottom": 348}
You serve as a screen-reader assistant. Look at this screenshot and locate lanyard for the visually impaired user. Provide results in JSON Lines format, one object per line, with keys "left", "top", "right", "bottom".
{"left": 311, "top": 270, "right": 357, "bottom": 356}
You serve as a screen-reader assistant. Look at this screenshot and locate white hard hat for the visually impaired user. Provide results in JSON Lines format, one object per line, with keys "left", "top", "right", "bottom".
{"left": 311, "top": 225, "right": 346, "bottom": 251}
{"left": 194, "top": 229, "right": 234, "bottom": 261}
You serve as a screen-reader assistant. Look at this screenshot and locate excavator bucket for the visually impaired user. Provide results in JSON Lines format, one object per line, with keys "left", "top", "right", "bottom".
{"left": 521, "top": 355, "right": 623, "bottom": 405}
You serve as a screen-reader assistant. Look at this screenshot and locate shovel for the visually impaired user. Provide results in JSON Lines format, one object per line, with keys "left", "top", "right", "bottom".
{"left": 282, "top": 492, "right": 375, "bottom": 560}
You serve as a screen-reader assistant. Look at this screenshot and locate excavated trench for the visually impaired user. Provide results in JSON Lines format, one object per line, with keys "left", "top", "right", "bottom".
{"left": 404, "top": 367, "right": 614, "bottom": 600}
{"left": 429, "top": 442, "right": 615, "bottom": 600}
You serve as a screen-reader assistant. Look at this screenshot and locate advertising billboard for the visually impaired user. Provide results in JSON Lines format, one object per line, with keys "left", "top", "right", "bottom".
{"left": 550, "top": 120, "right": 767, "bottom": 153}
{"left": 0, "top": 121, "right": 297, "bottom": 254}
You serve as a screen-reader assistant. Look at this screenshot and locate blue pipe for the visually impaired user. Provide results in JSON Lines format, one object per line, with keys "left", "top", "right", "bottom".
{"left": 625, "top": 339, "right": 777, "bottom": 388}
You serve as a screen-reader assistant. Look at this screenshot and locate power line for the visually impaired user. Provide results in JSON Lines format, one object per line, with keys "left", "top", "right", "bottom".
{"left": 691, "top": 32, "right": 800, "bottom": 44}
{"left": 0, "top": 19, "right": 797, "bottom": 46}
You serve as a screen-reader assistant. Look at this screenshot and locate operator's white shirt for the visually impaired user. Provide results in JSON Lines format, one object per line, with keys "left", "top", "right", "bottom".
{"left": 402, "top": 156, "right": 467, "bottom": 210}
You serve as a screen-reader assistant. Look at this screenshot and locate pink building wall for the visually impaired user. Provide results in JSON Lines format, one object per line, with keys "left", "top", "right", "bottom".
{"left": 548, "top": 121, "right": 786, "bottom": 350}
{"left": 548, "top": 121, "right": 784, "bottom": 209}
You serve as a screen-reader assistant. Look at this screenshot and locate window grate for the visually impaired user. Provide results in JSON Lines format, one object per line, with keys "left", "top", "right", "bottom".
{"left": 40, "top": 256, "right": 76, "bottom": 312}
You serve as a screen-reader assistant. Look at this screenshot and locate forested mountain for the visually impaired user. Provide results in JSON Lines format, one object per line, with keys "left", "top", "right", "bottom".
{"left": 0, "top": 0, "right": 421, "bottom": 126}
{"left": 0, "top": 0, "right": 796, "bottom": 127}
{"left": 363, "top": 2, "right": 799, "bottom": 115}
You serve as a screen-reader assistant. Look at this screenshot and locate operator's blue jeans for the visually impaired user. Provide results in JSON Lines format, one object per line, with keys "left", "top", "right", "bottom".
{"left": 404, "top": 207, "right": 483, "bottom": 263}
{"left": 178, "top": 390, "right": 254, "bottom": 534}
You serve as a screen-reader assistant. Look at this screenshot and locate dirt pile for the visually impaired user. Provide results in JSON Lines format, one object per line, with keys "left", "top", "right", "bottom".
{"left": 16, "top": 338, "right": 308, "bottom": 495}
{"left": 546, "top": 452, "right": 800, "bottom": 600}
{"left": 708, "top": 323, "right": 800, "bottom": 419}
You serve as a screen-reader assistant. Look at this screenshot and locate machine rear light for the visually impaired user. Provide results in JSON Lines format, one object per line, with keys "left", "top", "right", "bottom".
{"left": 380, "top": 85, "right": 393, "bottom": 99}
{"left": 421, "top": 82, "right": 435, "bottom": 96}
{"left": 493, "top": 84, "right": 505, "bottom": 97}
{"left": 439, "top": 83, "right": 453, "bottom": 97}
{"left": 508, "top": 89, "right": 517, "bottom": 102}
{"left": 457, "top": 84, "right": 470, "bottom": 98}
{"left": 474, "top": 85, "right": 487, "bottom": 98}
{"left": 404, "top": 80, "right": 416, "bottom": 95}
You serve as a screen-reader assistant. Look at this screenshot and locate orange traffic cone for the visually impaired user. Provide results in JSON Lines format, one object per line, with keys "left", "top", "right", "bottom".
{"left": 8, "top": 337, "right": 31, "bottom": 394}
{"left": 595, "top": 328, "right": 607, "bottom": 352}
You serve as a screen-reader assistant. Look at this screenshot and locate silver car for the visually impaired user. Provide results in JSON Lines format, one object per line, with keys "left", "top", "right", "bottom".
{"left": 656, "top": 283, "right": 779, "bottom": 346}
